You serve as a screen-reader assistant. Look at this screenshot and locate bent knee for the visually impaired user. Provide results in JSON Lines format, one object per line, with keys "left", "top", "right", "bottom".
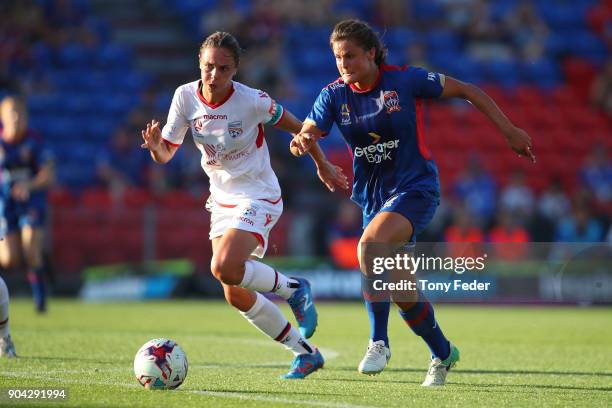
{"left": 210, "top": 256, "right": 244, "bottom": 285}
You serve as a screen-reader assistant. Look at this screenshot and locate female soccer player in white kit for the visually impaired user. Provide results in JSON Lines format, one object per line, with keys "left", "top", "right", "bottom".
{"left": 141, "top": 32, "right": 347, "bottom": 379}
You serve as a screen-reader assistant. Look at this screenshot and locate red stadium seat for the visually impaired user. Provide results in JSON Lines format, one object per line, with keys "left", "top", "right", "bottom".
{"left": 123, "top": 188, "right": 152, "bottom": 208}
{"left": 49, "top": 188, "right": 76, "bottom": 207}
{"left": 80, "top": 188, "right": 113, "bottom": 209}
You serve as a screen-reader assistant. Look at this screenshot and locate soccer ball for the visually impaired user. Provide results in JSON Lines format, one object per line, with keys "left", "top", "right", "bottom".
{"left": 133, "top": 338, "right": 188, "bottom": 390}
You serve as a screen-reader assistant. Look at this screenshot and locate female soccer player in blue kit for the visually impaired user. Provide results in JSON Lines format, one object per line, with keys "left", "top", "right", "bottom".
{"left": 0, "top": 96, "right": 54, "bottom": 314}
{"left": 292, "top": 20, "right": 535, "bottom": 386}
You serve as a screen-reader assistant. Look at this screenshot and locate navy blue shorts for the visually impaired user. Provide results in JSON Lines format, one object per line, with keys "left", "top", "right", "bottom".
{"left": 363, "top": 190, "right": 440, "bottom": 242}
{"left": 0, "top": 200, "right": 47, "bottom": 234}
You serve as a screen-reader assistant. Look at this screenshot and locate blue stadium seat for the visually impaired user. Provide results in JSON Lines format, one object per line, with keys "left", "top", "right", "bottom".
{"left": 483, "top": 60, "right": 520, "bottom": 89}
{"left": 411, "top": 0, "right": 445, "bottom": 23}
{"left": 384, "top": 28, "right": 420, "bottom": 51}
{"left": 63, "top": 92, "right": 97, "bottom": 114}
{"left": 59, "top": 43, "right": 93, "bottom": 68}
{"left": 96, "top": 44, "right": 132, "bottom": 68}
{"left": 28, "top": 93, "right": 63, "bottom": 114}
{"left": 425, "top": 30, "right": 462, "bottom": 54}
{"left": 538, "top": 4, "right": 587, "bottom": 30}
{"left": 520, "top": 59, "right": 560, "bottom": 89}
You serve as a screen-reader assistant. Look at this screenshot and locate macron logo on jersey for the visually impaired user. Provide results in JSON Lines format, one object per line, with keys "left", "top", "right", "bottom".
{"left": 194, "top": 114, "right": 228, "bottom": 132}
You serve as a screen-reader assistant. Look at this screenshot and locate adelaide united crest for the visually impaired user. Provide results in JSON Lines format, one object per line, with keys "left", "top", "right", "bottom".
{"left": 228, "top": 120, "right": 243, "bottom": 138}
{"left": 383, "top": 90, "right": 401, "bottom": 113}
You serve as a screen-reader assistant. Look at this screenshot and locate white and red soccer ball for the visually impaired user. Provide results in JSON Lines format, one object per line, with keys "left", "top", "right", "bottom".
{"left": 134, "top": 338, "right": 188, "bottom": 390}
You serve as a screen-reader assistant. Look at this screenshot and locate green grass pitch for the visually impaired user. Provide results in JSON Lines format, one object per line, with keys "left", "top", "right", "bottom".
{"left": 1, "top": 299, "right": 611, "bottom": 407}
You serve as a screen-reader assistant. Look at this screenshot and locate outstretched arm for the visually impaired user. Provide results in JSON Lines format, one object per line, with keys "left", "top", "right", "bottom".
{"left": 441, "top": 77, "right": 536, "bottom": 163}
{"left": 140, "top": 120, "right": 179, "bottom": 164}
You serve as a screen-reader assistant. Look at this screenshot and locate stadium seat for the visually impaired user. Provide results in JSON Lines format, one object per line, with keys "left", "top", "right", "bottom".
{"left": 80, "top": 188, "right": 113, "bottom": 209}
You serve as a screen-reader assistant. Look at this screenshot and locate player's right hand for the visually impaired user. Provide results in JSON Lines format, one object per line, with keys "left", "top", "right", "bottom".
{"left": 505, "top": 126, "right": 536, "bottom": 163}
{"left": 317, "top": 160, "right": 349, "bottom": 192}
{"left": 293, "top": 132, "right": 319, "bottom": 156}
{"left": 141, "top": 120, "right": 162, "bottom": 151}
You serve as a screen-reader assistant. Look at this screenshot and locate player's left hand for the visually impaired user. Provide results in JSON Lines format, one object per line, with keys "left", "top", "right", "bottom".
{"left": 504, "top": 126, "right": 536, "bottom": 163}
{"left": 293, "top": 132, "right": 319, "bottom": 156}
{"left": 316, "top": 160, "right": 349, "bottom": 192}
{"left": 11, "top": 182, "right": 30, "bottom": 201}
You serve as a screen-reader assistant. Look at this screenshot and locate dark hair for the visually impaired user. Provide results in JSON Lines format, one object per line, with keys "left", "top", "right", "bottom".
{"left": 199, "top": 31, "right": 242, "bottom": 67}
{"left": 330, "top": 19, "right": 387, "bottom": 66}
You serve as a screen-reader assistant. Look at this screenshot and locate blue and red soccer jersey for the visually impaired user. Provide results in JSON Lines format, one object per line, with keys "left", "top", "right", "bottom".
{"left": 306, "top": 65, "right": 445, "bottom": 226}
{"left": 0, "top": 129, "right": 53, "bottom": 232}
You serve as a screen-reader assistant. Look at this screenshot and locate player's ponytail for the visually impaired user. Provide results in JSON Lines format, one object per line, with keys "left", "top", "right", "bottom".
{"left": 330, "top": 19, "right": 387, "bottom": 66}
{"left": 200, "top": 31, "right": 242, "bottom": 67}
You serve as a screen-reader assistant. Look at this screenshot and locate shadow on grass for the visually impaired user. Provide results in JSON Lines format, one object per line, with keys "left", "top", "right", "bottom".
{"left": 188, "top": 388, "right": 363, "bottom": 398}
{"left": 452, "top": 382, "right": 612, "bottom": 393}
{"left": 329, "top": 365, "right": 612, "bottom": 378}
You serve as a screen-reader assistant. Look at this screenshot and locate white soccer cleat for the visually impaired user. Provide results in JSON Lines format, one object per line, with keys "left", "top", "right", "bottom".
{"left": 358, "top": 339, "right": 391, "bottom": 375}
{"left": 0, "top": 334, "right": 16, "bottom": 358}
{"left": 421, "top": 343, "right": 460, "bottom": 387}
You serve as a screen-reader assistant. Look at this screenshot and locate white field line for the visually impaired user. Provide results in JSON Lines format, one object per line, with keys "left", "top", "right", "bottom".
{"left": 0, "top": 371, "right": 380, "bottom": 408}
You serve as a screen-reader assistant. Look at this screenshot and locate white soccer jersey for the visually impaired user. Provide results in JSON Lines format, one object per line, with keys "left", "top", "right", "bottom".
{"left": 161, "top": 80, "right": 284, "bottom": 202}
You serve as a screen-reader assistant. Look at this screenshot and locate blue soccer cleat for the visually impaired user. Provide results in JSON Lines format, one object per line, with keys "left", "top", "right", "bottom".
{"left": 281, "top": 348, "right": 324, "bottom": 379}
{"left": 287, "top": 278, "right": 318, "bottom": 338}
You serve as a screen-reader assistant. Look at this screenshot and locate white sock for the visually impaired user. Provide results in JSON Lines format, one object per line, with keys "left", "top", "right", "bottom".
{"left": 0, "top": 277, "right": 9, "bottom": 337}
{"left": 240, "top": 292, "right": 314, "bottom": 356}
{"left": 239, "top": 260, "right": 298, "bottom": 300}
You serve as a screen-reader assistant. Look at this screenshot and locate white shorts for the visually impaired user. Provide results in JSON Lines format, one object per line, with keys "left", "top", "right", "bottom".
{"left": 206, "top": 195, "right": 283, "bottom": 258}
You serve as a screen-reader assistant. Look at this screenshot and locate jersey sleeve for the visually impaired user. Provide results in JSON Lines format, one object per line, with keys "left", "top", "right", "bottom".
{"left": 305, "top": 87, "right": 335, "bottom": 134}
{"left": 407, "top": 67, "right": 445, "bottom": 99}
{"left": 253, "top": 89, "right": 284, "bottom": 125}
{"left": 161, "top": 87, "right": 190, "bottom": 146}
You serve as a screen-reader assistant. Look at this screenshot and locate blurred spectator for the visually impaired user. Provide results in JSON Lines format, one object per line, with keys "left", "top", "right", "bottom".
{"left": 290, "top": 0, "right": 338, "bottom": 27}
{"left": 372, "top": 0, "right": 409, "bottom": 28}
{"left": 489, "top": 210, "right": 530, "bottom": 243}
{"left": 200, "top": 0, "right": 243, "bottom": 36}
{"left": 463, "top": 0, "right": 513, "bottom": 61}
{"left": 489, "top": 210, "right": 530, "bottom": 260}
{"left": 43, "top": 0, "right": 100, "bottom": 49}
{"left": 0, "top": 2, "right": 46, "bottom": 81}
{"left": 327, "top": 199, "right": 362, "bottom": 269}
{"left": 444, "top": 206, "right": 484, "bottom": 259}
{"left": 555, "top": 203, "right": 604, "bottom": 242}
{"left": 587, "top": 1, "right": 612, "bottom": 50}
{"left": 452, "top": 157, "right": 497, "bottom": 226}
{"left": 236, "top": 0, "right": 284, "bottom": 48}
{"left": 238, "top": 39, "right": 297, "bottom": 101}
{"left": 580, "top": 144, "right": 612, "bottom": 203}
{"left": 403, "top": 42, "right": 430, "bottom": 69}
{"left": 444, "top": 206, "right": 484, "bottom": 242}
{"left": 499, "top": 169, "right": 534, "bottom": 218}
{"left": 96, "top": 126, "right": 150, "bottom": 193}
{"left": 537, "top": 178, "right": 570, "bottom": 221}
{"left": 590, "top": 59, "right": 612, "bottom": 116}
{"left": 503, "top": 1, "right": 548, "bottom": 61}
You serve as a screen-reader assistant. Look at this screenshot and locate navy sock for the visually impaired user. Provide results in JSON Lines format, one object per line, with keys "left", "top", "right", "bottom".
{"left": 365, "top": 300, "right": 390, "bottom": 347}
{"left": 398, "top": 290, "right": 450, "bottom": 360}
{"left": 28, "top": 268, "right": 47, "bottom": 312}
